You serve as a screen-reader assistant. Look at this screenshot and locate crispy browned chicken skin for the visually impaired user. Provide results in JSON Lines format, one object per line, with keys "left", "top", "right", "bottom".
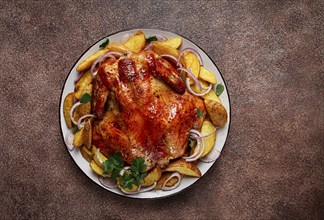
{"left": 92, "top": 50, "right": 205, "bottom": 170}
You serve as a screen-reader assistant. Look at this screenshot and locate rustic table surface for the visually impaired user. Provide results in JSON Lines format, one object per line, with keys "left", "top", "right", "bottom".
{"left": 1, "top": 0, "right": 323, "bottom": 219}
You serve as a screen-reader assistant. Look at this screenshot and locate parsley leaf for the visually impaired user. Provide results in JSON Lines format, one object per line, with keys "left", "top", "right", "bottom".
{"left": 146, "top": 36, "right": 157, "bottom": 43}
{"left": 188, "top": 139, "right": 195, "bottom": 148}
{"left": 72, "top": 126, "right": 78, "bottom": 134}
{"left": 99, "top": 38, "right": 109, "bottom": 48}
{"left": 102, "top": 153, "right": 124, "bottom": 178}
{"left": 80, "top": 93, "right": 91, "bottom": 104}
{"left": 197, "top": 108, "right": 203, "bottom": 117}
{"left": 216, "top": 84, "right": 224, "bottom": 96}
{"left": 118, "top": 157, "right": 147, "bottom": 189}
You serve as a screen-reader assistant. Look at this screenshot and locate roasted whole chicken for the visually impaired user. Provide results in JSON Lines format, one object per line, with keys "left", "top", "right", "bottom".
{"left": 92, "top": 50, "right": 205, "bottom": 170}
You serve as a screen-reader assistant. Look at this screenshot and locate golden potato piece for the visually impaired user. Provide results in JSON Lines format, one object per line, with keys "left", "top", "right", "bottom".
{"left": 191, "top": 79, "right": 210, "bottom": 94}
{"left": 155, "top": 172, "right": 182, "bottom": 190}
{"left": 202, "top": 89, "right": 221, "bottom": 104}
{"left": 73, "top": 120, "right": 92, "bottom": 148}
{"left": 161, "top": 36, "right": 182, "bottom": 49}
{"left": 123, "top": 31, "right": 146, "bottom": 52}
{"left": 164, "top": 159, "right": 201, "bottom": 177}
{"left": 182, "top": 52, "right": 200, "bottom": 84}
{"left": 77, "top": 84, "right": 93, "bottom": 119}
{"left": 117, "top": 176, "right": 140, "bottom": 192}
{"left": 63, "top": 93, "right": 74, "bottom": 128}
{"left": 80, "top": 146, "right": 94, "bottom": 162}
{"left": 199, "top": 66, "right": 217, "bottom": 84}
{"left": 106, "top": 42, "right": 130, "bottom": 53}
{"left": 93, "top": 149, "right": 108, "bottom": 169}
{"left": 141, "top": 166, "right": 162, "bottom": 187}
{"left": 90, "top": 160, "right": 104, "bottom": 176}
{"left": 152, "top": 41, "right": 180, "bottom": 57}
{"left": 75, "top": 70, "right": 93, "bottom": 100}
{"left": 76, "top": 49, "right": 109, "bottom": 72}
{"left": 200, "top": 120, "right": 216, "bottom": 157}
{"left": 204, "top": 99, "right": 227, "bottom": 127}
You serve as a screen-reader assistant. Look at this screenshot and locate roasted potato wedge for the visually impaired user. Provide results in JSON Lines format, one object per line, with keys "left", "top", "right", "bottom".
{"left": 155, "top": 172, "right": 182, "bottom": 190}
{"left": 105, "top": 42, "right": 130, "bottom": 53}
{"left": 204, "top": 99, "right": 227, "bottom": 127}
{"left": 182, "top": 52, "right": 200, "bottom": 84}
{"left": 117, "top": 176, "right": 140, "bottom": 192}
{"left": 123, "top": 31, "right": 146, "bottom": 52}
{"left": 200, "top": 120, "right": 216, "bottom": 157}
{"left": 199, "top": 66, "right": 217, "bottom": 84}
{"left": 164, "top": 159, "right": 201, "bottom": 177}
{"left": 72, "top": 120, "right": 92, "bottom": 148}
{"left": 90, "top": 160, "right": 104, "bottom": 176}
{"left": 76, "top": 49, "right": 109, "bottom": 72}
{"left": 191, "top": 79, "right": 210, "bottom": 94}
{"left": 161, "top": 36, "right": 182, "bottom": 49}
{"left": 141, "top": 166, "right": 162, "bottom": 187}
{"left": 74, "top": 70, "right": 93, "bottom": 100}
{"left": 93, "top": 149, "right": 108, "bottom": 168}
{"left": 80, "top": 146, "right": 94, "bottom": 162}
{"left": 63, "top": 93, "right": 74, "bottom": 128}
{"left": 76, "top": 84, "right": 93, "bottom": 120}
{"left": 202, "top": 89, "right": 221, "bottom": 104}
{"left": 152, "top": 41, "right": 180, "bottom": 57}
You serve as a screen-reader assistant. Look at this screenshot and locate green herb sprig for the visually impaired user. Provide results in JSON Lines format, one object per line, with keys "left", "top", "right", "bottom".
{"left": 216, "top": 83, "right": 224, "bottom": 96}
{"left": 99, "top": 38, "right": 109, "bottom": 48}
{"left": 102, "top": 154, "right": 147, "bottom": 190}
{"left": 146, "top": 36, "right": 157, "bottom": 43}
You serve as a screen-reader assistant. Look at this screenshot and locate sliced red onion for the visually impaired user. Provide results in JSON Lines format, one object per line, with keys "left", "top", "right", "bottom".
{"left": 95, "top": 148, "right": 104, "bottom": 165}
{"left": 161, "top": 172, "right": 182, "bottom": 191}
{"left": 185, "top": 134, "right": 206, "bottom": 162}
{"left": 177, "top": 48, "right": 203, "bottom": 67}
{"left": 177, "top": 67, "right": 202, "bottom": 89}
{"left": 190, "top": 127, "right": 217, "bottom": 139}
{"left": 98, "top": 176, "right": 118, "bottom": 189}
{"left": 119, "top": 166, "right": 131, "bottom": 176}
{"left": 90, "top": 52, "right": 123, "bottom": 78}
{"left": 160, "top": 54, "right": 183, "bottom": 69}
{"left": 70, "top": 101, "right": 81, "bottom": 125}
{"left": 121, "top": 185, "right": 142, "bottom": 195}
{"left": 139, "top": 182, "right": 157, "bottom": 193}
{"left": 65, "top": 129, "right": 74, "bottom": 151}
{"left": 143, "top": 42, "right": 153, "bottom": 51}
{"left": 200, "top": 147, "right": 221, "bottom": 163}
{"left": 185, "top": 78, "right": 213, "bottom": 97}
{"left": 184, "top": 129, "right": 207, "bottom": 161}
{"left": 77, "top": 114, "right": 96, "bottom": 130}
{"left": 155, "top": 35, "right": 168, "bottom": 41}
{"left": 183, "top": 134, "right": 201, "bottom": 159}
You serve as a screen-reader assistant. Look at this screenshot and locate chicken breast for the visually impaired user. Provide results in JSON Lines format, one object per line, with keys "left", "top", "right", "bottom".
{"left": 92, "top": 50, "right": 205, "bottom": 170}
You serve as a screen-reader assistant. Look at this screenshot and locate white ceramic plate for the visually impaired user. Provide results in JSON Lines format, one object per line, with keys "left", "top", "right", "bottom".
{"left": 59, "top": 29, "right": 230, "bottom": 199}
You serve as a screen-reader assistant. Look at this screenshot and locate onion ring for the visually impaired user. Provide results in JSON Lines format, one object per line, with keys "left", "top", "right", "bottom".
{"left": 162, "top": 172, "right": 182, "bottom": 191}
{"left": 177, "top": 48, "right": 204, "bottom": 67}
{"left": 185, "top": 78, "right": 213, "bottom": 97}
{"left": 77, "top": 114, "right": 96, "bottom": 130}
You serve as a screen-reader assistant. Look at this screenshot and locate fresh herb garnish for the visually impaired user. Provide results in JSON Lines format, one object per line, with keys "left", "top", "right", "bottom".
{"left": 197, "top": 108, "right": 203, "bottom": 117}
{"left": 99, "top": 38, "right": 109, "bottom": 48}
{"left": 119, "top": 157, "right": 147, "bottom": 190}
{"left": 80, "top": 93, "right": 91, "bottom": 104}
{"left": 102, "top": 155, "right": 147, "bottom": 190}
{"left": 188, "top": 139, "right": 195, "bottom": 148}
{"left": 72, "top": 126, "right": 78, "bottom": 134}
{"left": 146, "top": 36, "right": 157, "bottom": 43}
{"left": 216, "top": 83, "right": 224, "bottom": 96}
{"left": 102, "top": 153, "right": 124, "bottom": 178}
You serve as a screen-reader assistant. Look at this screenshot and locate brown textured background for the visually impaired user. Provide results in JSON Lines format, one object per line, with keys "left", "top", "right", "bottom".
{"left": 1, "top": 0, "right": 323, "bottom": 219}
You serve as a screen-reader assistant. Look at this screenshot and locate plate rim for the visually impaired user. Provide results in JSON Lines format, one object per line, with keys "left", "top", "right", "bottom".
{"left": 59, "top": 28, "right": 231, "bottom": 199}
